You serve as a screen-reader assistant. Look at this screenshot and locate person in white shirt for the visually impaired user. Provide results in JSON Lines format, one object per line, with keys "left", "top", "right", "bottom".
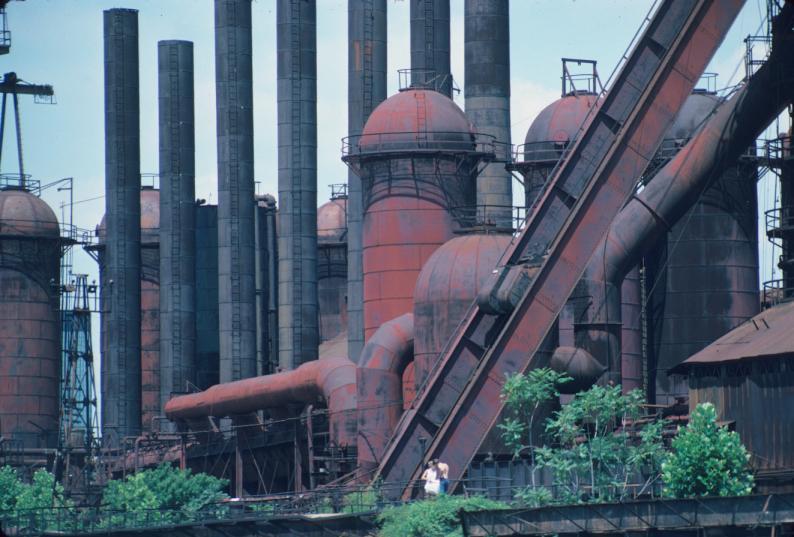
{"left": 421, "top": 461, "right": 439, "bottom": 497}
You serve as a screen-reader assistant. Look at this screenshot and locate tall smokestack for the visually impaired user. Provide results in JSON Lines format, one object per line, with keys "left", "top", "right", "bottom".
{"left": 347, "top": 0, "right": 387, "bottom": 363}
{"left": 214, "top": 0, "right": 256, "bottom": 382}
{"left": 410, "top": 0, "right": 451, "bottom": 97}
{"left": 103, "top": 8, "right": 141, "bottom": 439}
{"left": 464, "top": 0, "right": 512, "bottom": 228}
{"left": 158, "top": 40, "right": 196, "bottom": 416}
{"left": 277, "top": 0, "right": 319, "bottom": 370}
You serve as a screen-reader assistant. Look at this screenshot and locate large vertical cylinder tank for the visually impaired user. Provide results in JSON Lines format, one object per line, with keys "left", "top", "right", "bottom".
{"left": 0, "top": 188, "right": 61, "bottom": 448}
{"left": 97, "top": 187, "right": 161, "bottom": 433}
{"left": 413, "top": 232, "right": 511, "bottom": 392}
{"left": 140, "top": 187, "right": 160, "bottom": 431}
{"left": 649, "top": 91, "right": 759, "bottom": 404}
{"left": 352, "top": 88, "right": 483, "bottom": 366}
{"left": 317, "top": 195, "right": 348, "bottom": 344}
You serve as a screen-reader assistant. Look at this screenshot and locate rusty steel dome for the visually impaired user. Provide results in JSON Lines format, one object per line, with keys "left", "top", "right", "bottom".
{"left": 524, "top": 93, "right": 598, "bottom": 152}
{"left": 0, "top": 188, "right": 60, "bottom": 238}
{"left": 357, "top": 88, "right": 476, "bottom": 153}
{"left": 317, "top": 197, "right": 347, "bottom": 244}
{"left": 0, "top": 189, "right": 61, "bottom": 448}
{"left": 666, "top": 91, "right": 720, "bottom": 141}
{"left": 412, "top": 232, "right": 512, "bottom": 390}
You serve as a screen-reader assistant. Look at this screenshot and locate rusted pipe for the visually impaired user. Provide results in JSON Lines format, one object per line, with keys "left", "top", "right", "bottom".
{"left": 164, "top": 355, "right": 357, "bottom": 447}
{"left": 570, "top": 20, "right": 794, "bottom": 388}
{"left": 356, "top": 313, "right": 414, "bottom": 475}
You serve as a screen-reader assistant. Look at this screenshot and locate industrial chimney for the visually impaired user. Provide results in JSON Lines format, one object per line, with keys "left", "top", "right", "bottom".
{"left": 277, "top": 0, "right": 319, "bottom": 370}
{"left": 158, "top": 40, "right": 196, "bottom": 418}
{"left": 102, "top": 7, "right": 142, "bottom": 440}
{"left": 464, "top": 0, "right": 512, "bottom": 228}
{"left": 214, "top": 0, "right": 256, "bottom": 382}
{"left": 410, "top": 0, "right": 451, "bottom": 96}
{"left": 347, "top": 0, "right": 387, "bottom": 365}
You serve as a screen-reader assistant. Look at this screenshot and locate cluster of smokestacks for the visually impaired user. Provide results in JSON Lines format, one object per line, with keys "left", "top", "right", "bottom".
{"left": 101, "top": 0, "right": 513, "bottom": 438}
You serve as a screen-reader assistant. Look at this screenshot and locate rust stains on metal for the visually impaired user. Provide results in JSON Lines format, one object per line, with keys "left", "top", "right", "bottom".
{"left": 677, "top": 299, "right": 794, "bottom": 368}
{"left": 356, "top": 312, "right": 414, "bottom": 473}
{"left": 165, "top": 354, "right": 357, "bottom": 447}
{"left": 351, "top": 88, "right": 483, "bottom": 344}
{"left": 0, "top": 188, "right": 61, "bottom": 448}
{"left": 413, "top": 232, "right": 512, "bottom": 391}
{"left": 140, "top": 188, "right": 161, "bottom": 432}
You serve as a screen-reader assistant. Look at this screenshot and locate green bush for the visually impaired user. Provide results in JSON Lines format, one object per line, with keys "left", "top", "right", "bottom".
{"left": 101, "top": 463, "right": 229, "bottom": 526}
{"left": 662, "top": 403, "right": 753, "bottom": 498}
{"left": 377, "top": 495, "right": 508, "bottom": 537}
{"left": 0, "top": 466, "right": 74, "bottom": 532}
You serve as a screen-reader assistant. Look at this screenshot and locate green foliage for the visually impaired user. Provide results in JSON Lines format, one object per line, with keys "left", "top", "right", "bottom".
{"left": 0, "top": 467, "right": 74, "bottom": 532}
{"left": 101, "top": 464, "right": 229, "bottom": 526}
{"left": 377, "top": 495, "right": 508, "bottom": 537}
{"left": 499, "top": 371, "right": 664, "bottom": 506}
{"left": 498, "top": 368, "right": 571, "bottom": 459}
{"left": 662, "top": 403, "right": 754, "bottom": 498}
{"left": 537, "top": 385, "right": 663, "bottom": 503}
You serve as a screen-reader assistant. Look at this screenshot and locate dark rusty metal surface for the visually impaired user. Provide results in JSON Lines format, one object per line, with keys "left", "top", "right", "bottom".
{"left": 103, "top": 7, "right": 142, "bottom": 439}
{"left": 465, "top": 0, "right": 512, "bottom": 227}
{"left": 413, "top": 232, "right": 512, "bottom": 391}
{"left": 158, "top": 39, "right": 196, "bottom": 423}
{"left": 410, "top": 0, "right": 452, "bottom": 97}
{"left": 277, "top": 0, "right": 319, "bottom": 371}
{"left": 649, "top": 92, "right": 759, "bottom": 404}
{"left": 356, "top": 313, "right": 414, "bottom": 473}
{"left": 215, "top": 0, "right": 257, "bottom": 382}
{"left": 165, "top": 355, "right": 357, "bottom": 448}
{"left": 0, "top": 189, "right": 60, "bottom": 448}
{"left": 347, "top": 0, "right": 387, "bottom": 368}
{"left": 374, "top": 0, "right": 744, "bottom": 499}
{"left": 461, "top": 493, "right": 794, "bottom": 536}
{"left": 678, "top": 299, "right": 794, "bottom": 367}
{"left": 318, "top": 197, "right": 348, "bottom": 344}
{"left": 347, "top": 88, "right": 483, "bottom": 344}
{"left": 140, "top": 188, "right": 160, "bottom": 433}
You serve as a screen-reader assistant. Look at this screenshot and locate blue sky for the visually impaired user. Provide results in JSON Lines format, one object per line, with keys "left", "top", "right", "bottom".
{"left": 1, "top": 1, "right": 787, "bottom": 376}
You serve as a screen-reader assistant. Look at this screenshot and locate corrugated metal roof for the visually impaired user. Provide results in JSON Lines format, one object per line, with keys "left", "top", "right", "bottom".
{"left": 676, "top": 299, "right": 794, "bottom": 370}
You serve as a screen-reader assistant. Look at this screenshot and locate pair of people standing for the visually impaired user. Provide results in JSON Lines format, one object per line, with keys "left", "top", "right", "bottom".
{"left": 421, "top": 459, "right": 449, "bottom": 497}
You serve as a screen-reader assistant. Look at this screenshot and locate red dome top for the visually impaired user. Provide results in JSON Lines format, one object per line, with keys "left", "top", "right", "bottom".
{"left": 524, "top": 93, "right": 598, "bottom": 147}
{"left": 414, "top": 232, "right": 512, "bottom": 307}
{"left": 317, "top": 197, "right": 347, "bottom": 244}
{"left": 359, "top": 89, "right": 474, "bottom": 152}
{"left": 0, "top": 188, "right": 59, "bottom": 238}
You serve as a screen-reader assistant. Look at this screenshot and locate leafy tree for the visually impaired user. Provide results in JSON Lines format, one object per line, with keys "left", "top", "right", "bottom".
{"left": 101, "top": 464, "right": 229, "bottom": 526}
{"left": 499, "top": 372, "right": 664, "bottom": 505}
{"left": 377, "top": 495, "right": 508, "bottom": 537}
{"left": 0, "top": 467, "right": 73, "bottom": 532}
{"left": 498, "top": 368, "right": 570, "bottom": 498}
{"left": 536, "top": 385, "right": 663, "bottom": 503}
{"left": 662, "top": 402, "right": 753, "bottom": 498}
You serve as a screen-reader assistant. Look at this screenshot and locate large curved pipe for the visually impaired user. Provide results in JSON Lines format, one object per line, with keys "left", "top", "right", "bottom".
{"left": 356, "top": 313, "right": 414, "bottom": 474}
{"left": 164, "top": 356, "right": 357, "bottom": 447}
{"left": 570, "top": 12, "right": 794, "bottom": 387}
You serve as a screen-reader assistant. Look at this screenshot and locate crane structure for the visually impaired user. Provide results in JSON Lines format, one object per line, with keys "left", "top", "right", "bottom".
{"left": 0, "top": 71, "right": 54, "bottom": 188}
{"left": 374, "top": 0, "right": 746, "bottom": 499}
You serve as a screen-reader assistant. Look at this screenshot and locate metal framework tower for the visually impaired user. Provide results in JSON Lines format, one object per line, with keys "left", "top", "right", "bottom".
{"left": 57, "top": 274, "right": 100, "bottom": 488}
